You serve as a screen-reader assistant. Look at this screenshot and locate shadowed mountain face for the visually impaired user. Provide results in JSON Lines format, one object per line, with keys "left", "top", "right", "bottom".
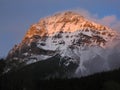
{"left": 4, "top": 11, "right": 120, "bottom": 77}
{"left": 1, "top": 59, "right": 120, "bottom": 90}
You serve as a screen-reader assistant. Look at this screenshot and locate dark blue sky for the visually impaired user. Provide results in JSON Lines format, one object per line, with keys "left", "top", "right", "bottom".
{"left": 0, "top": 0, "right": 120, "bottom": 57}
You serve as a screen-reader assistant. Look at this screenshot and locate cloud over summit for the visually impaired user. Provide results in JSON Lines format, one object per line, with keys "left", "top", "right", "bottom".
{"left": 73, "top": 9, "right": 120, "bottom": 32}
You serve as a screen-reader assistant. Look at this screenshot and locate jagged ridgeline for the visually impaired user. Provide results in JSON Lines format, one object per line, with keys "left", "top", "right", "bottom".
{"left": 5, "top": 11, "right": 117, "bottom": 77}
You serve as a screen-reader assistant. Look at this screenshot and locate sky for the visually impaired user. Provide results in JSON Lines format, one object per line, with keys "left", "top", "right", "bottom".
{"left": 0, "top": 0, "right": 120, "bottom": 57}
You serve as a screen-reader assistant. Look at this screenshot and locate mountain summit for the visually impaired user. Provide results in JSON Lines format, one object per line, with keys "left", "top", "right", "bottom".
{"left": 6, "top": 11, "right": 117, "bottom": 77}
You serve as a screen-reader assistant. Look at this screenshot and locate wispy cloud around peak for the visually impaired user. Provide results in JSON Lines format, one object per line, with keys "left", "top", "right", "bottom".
{"left": 72, "top": 9, "right": 120, "bottom": 31}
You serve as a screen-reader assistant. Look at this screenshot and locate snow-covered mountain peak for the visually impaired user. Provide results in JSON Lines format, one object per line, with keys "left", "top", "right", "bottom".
{"left": 8, "top": 11, "right": 117, "bottom": 59}
{"left": 6, "top": 11, "right": 118, "bottom": 77}
{"left": 24, "top": 11, "right": 116, "bottom": 38}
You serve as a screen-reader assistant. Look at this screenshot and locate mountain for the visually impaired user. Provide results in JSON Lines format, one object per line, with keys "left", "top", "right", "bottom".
{"left": 4, "top": 11, "right": 119, "bottom": 77}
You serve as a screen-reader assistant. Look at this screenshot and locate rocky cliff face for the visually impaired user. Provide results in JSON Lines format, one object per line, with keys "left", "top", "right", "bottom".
{"left": 6, "top": 11, "right": 117, "bottom": 76}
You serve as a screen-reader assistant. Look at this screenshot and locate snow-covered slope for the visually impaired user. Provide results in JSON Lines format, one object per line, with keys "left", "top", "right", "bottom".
{"left": 6, "top": 11, "right": 118, "bottom": 76}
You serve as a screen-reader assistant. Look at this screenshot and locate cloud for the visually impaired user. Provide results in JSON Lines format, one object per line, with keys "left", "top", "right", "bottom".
{"left": 98, "top": 15, "right": 120, "bottom": 31}
{"left": 111, "top": 21, "right": 120, "bottom": 31}
{"left": 100, "top": 15, "right": 116, "bottom": 26}
{"left": 73, "top": 9, "right": 120, "bottom": 31}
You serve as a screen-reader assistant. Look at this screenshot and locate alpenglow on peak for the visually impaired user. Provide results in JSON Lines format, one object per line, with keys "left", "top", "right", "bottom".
{"left": 6, "top": 11, "right": 117, "bottom": 77}
{"left": 24, "top": 11, "right": 116, "bottom": 38}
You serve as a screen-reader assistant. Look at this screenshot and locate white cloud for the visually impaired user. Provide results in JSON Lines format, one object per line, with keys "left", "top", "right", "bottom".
{"left": 98, "top": 15, "right": 120, "bottom": 31}
{"left": 72, "top": 9, "right": 120, "bottom": 31}
{"left": 99, "top": 15, "right": 116, "bottom": 26}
